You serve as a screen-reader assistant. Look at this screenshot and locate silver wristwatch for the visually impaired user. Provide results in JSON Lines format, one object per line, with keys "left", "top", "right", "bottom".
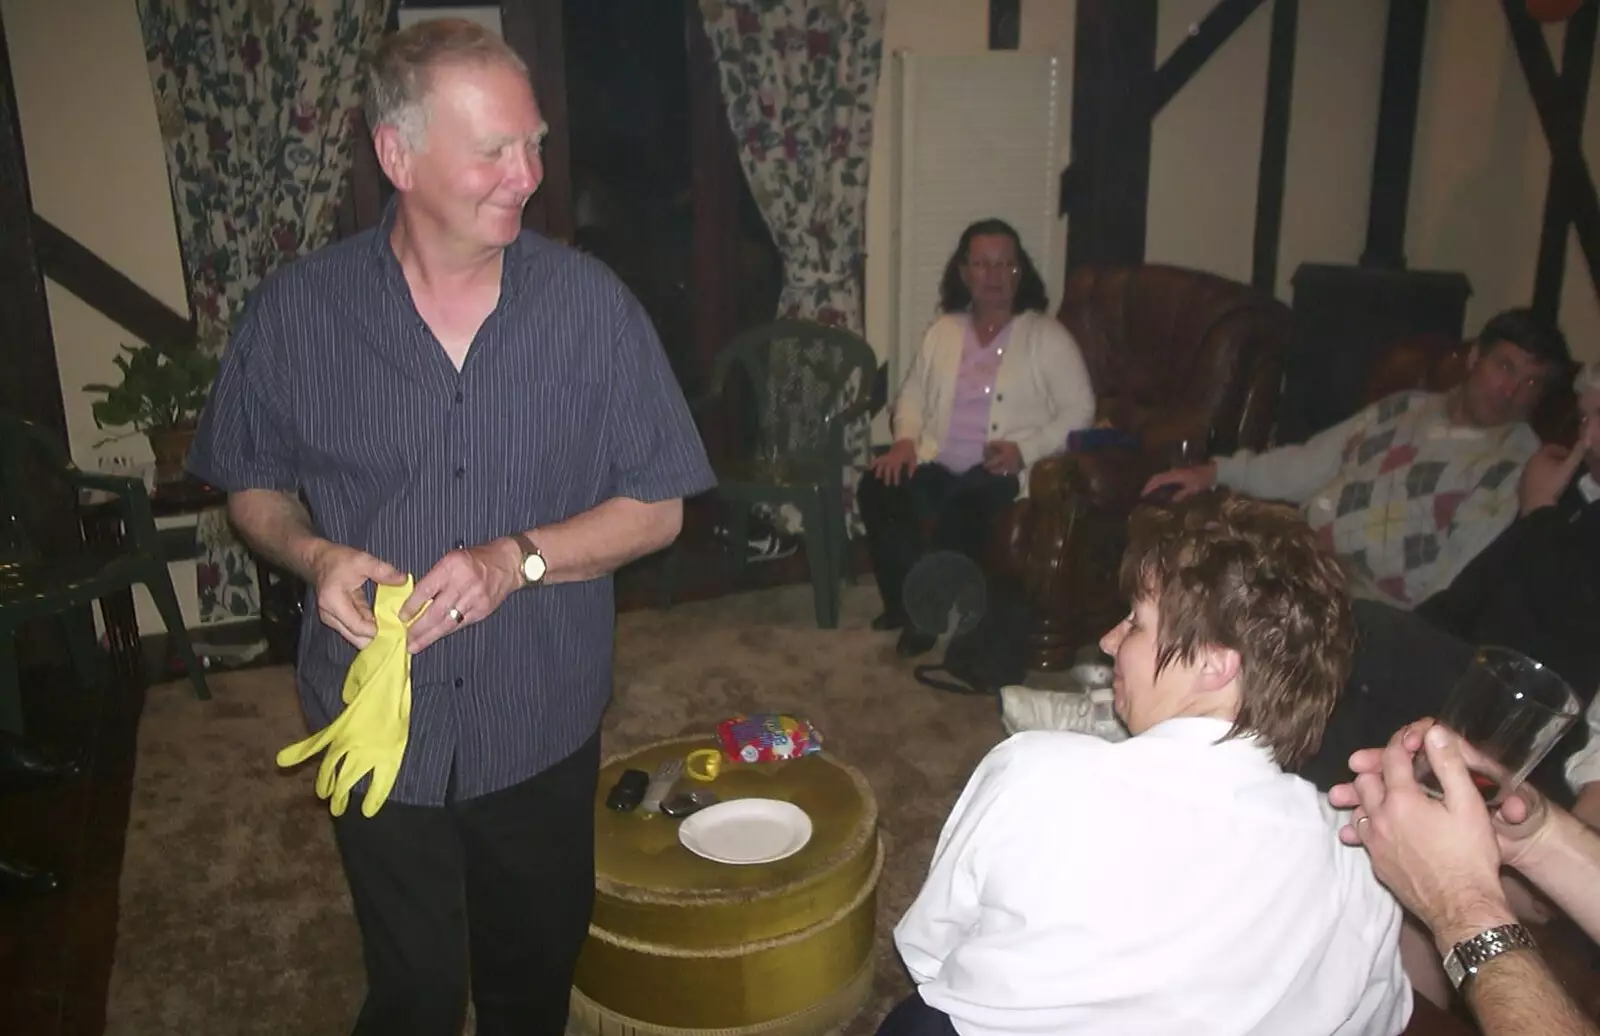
{"left": 510, "top": 531, "right": 547, "bottom": 587}
{"left": 1442, "top": 923, "right": 1536, "bottom": 990}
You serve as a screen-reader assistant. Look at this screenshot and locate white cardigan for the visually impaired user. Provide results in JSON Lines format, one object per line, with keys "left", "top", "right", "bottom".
{"left": 892, "top": 310, "right": 1095, "bottom": 495}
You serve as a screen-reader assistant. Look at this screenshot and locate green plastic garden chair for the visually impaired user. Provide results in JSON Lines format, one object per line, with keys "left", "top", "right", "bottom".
{"left": 659, "top": 319, "right": 877, "bottom": 628}
{"left": 0, "top": 413, "right": 209, "bottom": 735}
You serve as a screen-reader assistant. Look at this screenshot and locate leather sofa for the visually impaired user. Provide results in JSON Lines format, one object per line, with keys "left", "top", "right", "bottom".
{"left": 990, "top": 264, "right": 1294, "bottom": 671}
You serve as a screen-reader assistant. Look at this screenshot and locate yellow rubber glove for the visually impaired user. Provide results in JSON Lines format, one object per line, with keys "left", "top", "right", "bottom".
{"left": 276, "top": 578, "right": 423, "bottom": 818}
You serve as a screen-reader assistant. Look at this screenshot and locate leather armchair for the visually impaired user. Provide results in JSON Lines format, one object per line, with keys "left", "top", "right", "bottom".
{"left": 990, "top": 265, "right": 1293, "bottom": 671}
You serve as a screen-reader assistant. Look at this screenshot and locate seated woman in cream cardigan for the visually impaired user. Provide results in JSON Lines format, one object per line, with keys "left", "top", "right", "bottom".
{"left": 860, "top": 217, "right": 1094, "bottom": 656}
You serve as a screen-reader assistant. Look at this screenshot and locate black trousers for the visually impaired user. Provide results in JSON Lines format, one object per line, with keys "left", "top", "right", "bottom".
{"left": 857, "top": 462, "right": 1020, "bottom": 617}
{"left": 331, "top": 733, "right": 601, "bottom": 1036}
{"left": 874, "top": 991, "right": 959, "bottom": 1036}
{"left": 1297, "top": 600, "right": 1586, "bottom": 808}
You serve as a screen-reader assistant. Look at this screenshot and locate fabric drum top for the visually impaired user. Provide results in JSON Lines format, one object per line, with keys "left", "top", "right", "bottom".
{"left": 574, "top": 734, "right": 881, "bottom": 1032}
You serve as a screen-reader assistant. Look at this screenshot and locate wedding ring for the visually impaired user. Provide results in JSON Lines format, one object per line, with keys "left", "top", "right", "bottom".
{"left": 447, "top": 607, "right": 464, "bottom": 625}
{"left": 1355, "top": 815, "right": 1370, "bottom": 827}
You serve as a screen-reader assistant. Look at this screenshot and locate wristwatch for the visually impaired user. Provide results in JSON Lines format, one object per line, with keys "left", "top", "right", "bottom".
{"left": 509, "top": 531, "right": 547, "bottom": 587}
{"left": 1442, "top": 923, "right": 1536, "bottom": 991}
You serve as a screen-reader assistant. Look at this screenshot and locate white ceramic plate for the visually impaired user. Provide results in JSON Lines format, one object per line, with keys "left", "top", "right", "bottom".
{"left": 677, "top": 798, "right": 813, "bottom": 865}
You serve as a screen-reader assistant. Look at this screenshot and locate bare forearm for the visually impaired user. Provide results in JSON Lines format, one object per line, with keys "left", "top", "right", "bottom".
{"left": 520, "top": 497, "right": 682, "bottom": 584}
{"left": 1464, "top": 950, "right": 1599, "bottom": 1036}
{"left": 1515, "top": 809, "right": 1600, "bottom": 943}
{"left": 226, "top": 489, "right": 328, "bottom": 582}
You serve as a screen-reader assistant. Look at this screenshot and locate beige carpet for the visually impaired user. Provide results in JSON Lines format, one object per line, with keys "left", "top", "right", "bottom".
{"left": 105, "top": 584, "right": 1006, "bottom": 1035}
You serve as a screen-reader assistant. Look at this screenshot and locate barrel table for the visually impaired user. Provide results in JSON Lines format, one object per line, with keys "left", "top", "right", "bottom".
{"left": 571, "top": 735, "right": 881, "bottom": 1036}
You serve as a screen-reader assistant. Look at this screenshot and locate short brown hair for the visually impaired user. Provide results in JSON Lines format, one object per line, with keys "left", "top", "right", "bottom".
{"left": 365, "top": 19, "right": 529, "bottom": 150}
{"left": 1117, "top": 488, "right": 1354, "bottom": 769}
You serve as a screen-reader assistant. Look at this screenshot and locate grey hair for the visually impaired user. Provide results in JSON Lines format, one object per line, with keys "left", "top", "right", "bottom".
{"left": 364, "top": 19, "right": 529, "bottom": 151}
{"left": 1575, "top": 360, "right": 1600, "bottom": 396}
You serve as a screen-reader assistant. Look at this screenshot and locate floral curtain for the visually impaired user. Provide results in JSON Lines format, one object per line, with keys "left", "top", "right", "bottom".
{"left": 699, "top": 0, "right": 887, "bottom": 533}
{"left": 137, "top": 0, "right": 391, "bottom": 623}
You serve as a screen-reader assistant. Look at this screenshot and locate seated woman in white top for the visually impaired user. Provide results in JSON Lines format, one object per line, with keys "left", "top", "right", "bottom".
{"left": 881, "top": 489, "right": 1413, "bottom": 1036}
{"left": 860, "top": 218, "right": 1094, "bottom": 657}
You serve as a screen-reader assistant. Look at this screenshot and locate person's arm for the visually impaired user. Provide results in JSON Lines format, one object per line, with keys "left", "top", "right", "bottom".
{"left": 1007, "top": 319, "right": 1095, "bottom": 467}
{"left": 1458, "top": 948, "right": 1600, "bottom": 1036}
{"left": 485, "top": 497, "right": 681, "bottom": 585}
{"left": 1212, "top": 403, "right": 1372, "bottom": 505}
{"left": 1413, "top": 510, "right": 1552, "bottom": 636}
{"left": 1334, "top": 724, "right": 1599, "bottom": 1036}
{"left": 1509, "top": 802, "right": 1600, "bottom": 944}
{"left": 226, "top": 489, "right": 329, "bottom": 582}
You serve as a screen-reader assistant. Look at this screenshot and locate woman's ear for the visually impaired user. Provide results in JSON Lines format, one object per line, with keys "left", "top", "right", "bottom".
{"left": 1198, "top": 644, "right": 1241, "bottom": 693}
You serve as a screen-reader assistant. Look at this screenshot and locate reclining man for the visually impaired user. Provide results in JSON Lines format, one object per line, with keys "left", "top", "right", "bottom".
{"left": 1144, "top": 308, "right": 1571, "bottom": 610}
{"left": 1301, "top": 358, "right": 1600, "bottom": 826}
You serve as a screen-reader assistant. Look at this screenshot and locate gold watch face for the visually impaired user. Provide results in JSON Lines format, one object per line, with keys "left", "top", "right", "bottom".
{"left": 521, "top": 551, "right": 547, "bottom": 583}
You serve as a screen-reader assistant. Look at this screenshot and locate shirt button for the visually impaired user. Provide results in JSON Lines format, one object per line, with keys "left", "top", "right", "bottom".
{"left": 454, "top": 391, "right": 464, "bottom": 403}
{"left": 455, "top": 466, "right": 466, "bottom": 479}
{"left": 454, "top": 677, "right": 465, "bottom": 689}
{"left": 453, "top": 539, "right": 465, "bottom": 550}
{"left": 991, "top": 423, "right": 999, "bottom": 431}
{"left": 996, "top": 393, "right": 1004, "bottom": 402}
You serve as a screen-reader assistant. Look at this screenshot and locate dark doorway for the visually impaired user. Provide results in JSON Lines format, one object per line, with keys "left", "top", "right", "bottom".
{"left": 562, "top": 0, "right": 779, "bottom": 399}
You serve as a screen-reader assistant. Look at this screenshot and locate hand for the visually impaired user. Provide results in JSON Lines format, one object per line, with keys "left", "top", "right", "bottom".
{"left": 983, "top": 440, "right": 1023, "bottom": 476}
{"left": 1140, "top": 461, "right": 1217, "bottom": 501}
{"left": 870, "top": 439, "right": 918, "bottom": 486}
{"left": 401, "top": 540, "right": 523, "bottom": 654}
{"left": 1518, "top": 442, "right": 1584, "bottom": 515}
{"left": 1331, "top": 722, "right": 1515, "bottom": 950}
{"left": 1334, "top": 720, "right": 1556, "bottom": 868}
{"left": 307, "top": 542, "right": 408, "bottom": 649}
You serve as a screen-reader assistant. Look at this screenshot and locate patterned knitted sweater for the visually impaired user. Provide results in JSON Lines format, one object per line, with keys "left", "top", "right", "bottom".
{"left": 1214, "top": 392, "right": 1539, "bottom": 609}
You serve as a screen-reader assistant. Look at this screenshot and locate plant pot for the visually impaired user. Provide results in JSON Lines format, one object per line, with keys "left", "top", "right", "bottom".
{"left": 147, "top": 427, "right": 196, "bottom": 484}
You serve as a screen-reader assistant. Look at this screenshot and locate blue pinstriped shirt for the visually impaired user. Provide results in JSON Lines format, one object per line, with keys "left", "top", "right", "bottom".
{"left": 188, "top": 205, "right": 714, "bottom": 806}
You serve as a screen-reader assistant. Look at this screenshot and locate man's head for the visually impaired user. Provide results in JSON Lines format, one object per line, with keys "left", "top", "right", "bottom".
{"left": 365, "top": 19, "right": 546, "bottom": 253}
{"left": 1100, "top": 489, "right": 1354, "bottom": 769}
{"left": 1456, "top": 308, "right": 1572, "bottom": 429}
{"left": 1573, "top": 362, "right": 1600, "bottom": 479}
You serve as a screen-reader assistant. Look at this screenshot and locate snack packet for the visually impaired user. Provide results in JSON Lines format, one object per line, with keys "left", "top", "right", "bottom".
{"left": 716, "top": 713, "right": 823, "bottom": 764}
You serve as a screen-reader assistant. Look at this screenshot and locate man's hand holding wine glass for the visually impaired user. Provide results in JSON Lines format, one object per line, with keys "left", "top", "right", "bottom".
{"left": 1329, "top": 721, "right": 1521, "bottom": 952}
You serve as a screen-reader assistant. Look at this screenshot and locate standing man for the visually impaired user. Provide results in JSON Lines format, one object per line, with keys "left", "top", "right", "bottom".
{"left": 187, "top": 19, "right": 713, "bottom": 1036}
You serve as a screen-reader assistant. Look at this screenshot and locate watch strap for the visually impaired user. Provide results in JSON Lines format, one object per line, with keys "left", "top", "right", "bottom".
{"left": 1442, "top": 923, "right": 1536, "bottom": 991}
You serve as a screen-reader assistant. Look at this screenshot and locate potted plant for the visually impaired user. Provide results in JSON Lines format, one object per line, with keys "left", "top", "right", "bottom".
{"left": 83, "top": 342, "right": 220, "bottom": 483}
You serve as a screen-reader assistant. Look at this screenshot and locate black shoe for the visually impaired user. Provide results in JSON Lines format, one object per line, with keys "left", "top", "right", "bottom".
{"left": 896, "top": 628, "right": 938, "bottom": 658}
{"left": 871, "top": 611, "right": 907, "bottom": 632}
{"left": 0, "top": 854, "right": 62, "bottom": 899}
{"left": 0, "top": 734, "right": 85, "bottom": 784}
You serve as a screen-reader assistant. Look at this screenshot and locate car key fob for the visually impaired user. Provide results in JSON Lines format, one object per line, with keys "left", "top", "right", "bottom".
{"left": 605, "top": 769, "right": 650, "bottom": 812}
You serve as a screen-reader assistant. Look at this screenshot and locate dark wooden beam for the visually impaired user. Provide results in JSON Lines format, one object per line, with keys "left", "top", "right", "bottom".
{"left": 1532, "top": 0, "right": 1599, "bottom": 321}
{"left": 31, "top": 216, "right": 196, "bottom": 352}
{"left": 1503, "top": 0, "right": 1600, "bottom": 305}
{"left": 0, "top": 7, "right": 67, "bottom": 440}
{"left": 1361, "top": 0, "right": 1429, "bottom": 269}
{"left": 989, "top": 0, "right": 1020, "bottom": 50}
{"left": 1060, "top": 0, "right": 1266, "bottom": 220}
{"left": 502, "top": 0, "right": 573, "bottom": 243}
{"left": 1252, "top": 0, "right": 1297, "bottom": 292}
{"left": 1066, "top": 0, "right": 1158, "bottom": 266}
{"left": 1148, "top": 0, "right": 1270, "bottom": 114}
